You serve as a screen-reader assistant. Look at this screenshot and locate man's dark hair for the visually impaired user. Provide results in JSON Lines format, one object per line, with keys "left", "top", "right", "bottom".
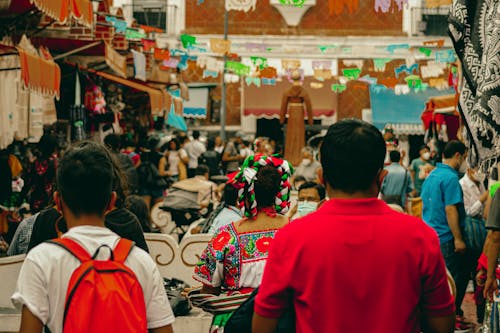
{"left": 104, "top": 134, "right": 122, "bottom": 152}
{"left": 389, "top": 150, "right": 401, "bottom": 163}
{"left": 195, "top": 164, "right": 210, "bottom": 176}
{"left": 223, "top": 184, "right": 239, "bottom": 206}
{"left": 193, "top": 130, "right": 201, "bottom": 140}
{"left": 255, "top": 165, "right": 281, "bottom": 208}
{"left": 320, "top": 119, "right": 386, "bottom": 193}
{"left": 299, "top": 182, "right": 326, "bottom": 200}
{"left": 57, "top": 142, "right": 114, "bottom": 217}
{"left": 442, "top": 140, "right": 466, "bottom": 159}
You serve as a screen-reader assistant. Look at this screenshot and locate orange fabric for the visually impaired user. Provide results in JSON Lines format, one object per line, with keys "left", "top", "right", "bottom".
{"left": 70, "top": 0, "right": 93, "bottom": 27}
{"left": 30, "top": 0, "right": 93, "bottom": 27}
{"left": 50, "top": 238, "right": 148, "bottom": 333}
{"left": 8, "top": 155, "right": 23, "bottom": 178}
{"left": 17, "top": 47, "right": 61, "bottom": 99}
{"left": 154, "top": 48, "right": 170, "bottom": 61}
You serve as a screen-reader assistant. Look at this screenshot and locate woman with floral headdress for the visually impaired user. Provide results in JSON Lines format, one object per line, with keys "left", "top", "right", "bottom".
{"left": 193, "top": 154, "right": 293, "bottom": 331}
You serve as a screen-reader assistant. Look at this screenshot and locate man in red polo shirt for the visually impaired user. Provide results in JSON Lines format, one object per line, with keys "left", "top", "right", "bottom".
{"left": 253, "top": 119, "right": 455, "bottom": 333}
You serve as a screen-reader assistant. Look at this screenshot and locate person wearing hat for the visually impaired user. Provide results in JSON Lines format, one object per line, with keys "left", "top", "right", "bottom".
{"left": 222, "top": 131, "right": 245, "bottom": 173}
{"left": 280, "top": 69, "right": 313, "bottom": 166}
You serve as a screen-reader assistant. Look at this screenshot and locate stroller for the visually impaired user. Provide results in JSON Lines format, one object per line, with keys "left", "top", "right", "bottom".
{"left": 159, "top": 186, "right": 213, "bottom": 241}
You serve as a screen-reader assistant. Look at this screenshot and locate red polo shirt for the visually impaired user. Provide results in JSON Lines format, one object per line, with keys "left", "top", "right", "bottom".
{"left": 255, "top": 198, "right": 454, "bottom": 333}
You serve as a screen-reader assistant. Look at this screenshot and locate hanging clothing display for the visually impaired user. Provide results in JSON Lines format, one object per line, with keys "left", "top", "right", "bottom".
{"left": 131, "top": 50, "right": 146, "bottom": 82}
{"left": 449, "top": 0, "right": 500, "bottom": 175}
{"left": 166, "top": 88, "right": 187, "bottom": 131}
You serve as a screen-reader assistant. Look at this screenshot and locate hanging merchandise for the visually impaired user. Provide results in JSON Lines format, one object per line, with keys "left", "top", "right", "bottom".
{"left": 131, "top": 50, "right": 147, "bottom": 81}
{"left": 84, "top": 83, "right": 106, "bottom": 116}
{"left": 125, "top": 28, "right": 147, "bottom": 40}
{"left": 449, "top": 0, "right": 500, "bottom": 174}
{"left": 250, "top": 56, "right": 268, "bottom": 70}
{"left": 166, "top": 85, "right": 187, "bottom": 131}
{"left": 342, "top": 68, "right": 361, "bottom": 80}
{"left": 162, "top": 58, "right": 180, "bottom": 69}
{"left": 105, "top": 16, "right": 127, "bottom": 33}
{"left": 180, "top": 34, "right": 197, "bottom": 49}
{"left": 197, "top": 55, "right": 224, "bottom": 73}
{"left": 225, "top": 0, "right": 257, "bottom": 12}
{"left": 226, "top": 61, "right": 250, "bottom": 76}
{"left": 105, "top": 42, "right": 127, "bottom": 78}
{"left": 419, "top": 47, "right": 433, "bottom": 57}
{"left": 142, "top": 39, "right": 156, "bottom": 52}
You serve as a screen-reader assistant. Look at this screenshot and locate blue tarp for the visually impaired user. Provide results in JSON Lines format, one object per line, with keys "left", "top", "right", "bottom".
{"left": 369, "top": 86, "right": 455, "bottom": 130}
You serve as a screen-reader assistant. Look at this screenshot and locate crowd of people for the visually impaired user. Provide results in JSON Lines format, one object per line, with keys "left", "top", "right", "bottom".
{"left": 0, "top": 119, "right": 499, "bottom": 333}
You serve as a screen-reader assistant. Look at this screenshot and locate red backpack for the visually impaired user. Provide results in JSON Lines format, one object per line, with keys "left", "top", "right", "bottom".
{"left": 48, "top": 238, "right": 148, "bottom": 333}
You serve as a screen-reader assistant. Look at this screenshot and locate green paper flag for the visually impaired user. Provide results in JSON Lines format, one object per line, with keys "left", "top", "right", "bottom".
{"left": 342, "top": 68, "right": 361, "bottom": 80}
{"left": 373, "top": 58, "right": 392, "bottom": 71}
{"left": 250, "top": 56, "right": 268, "bottom": 70}
{"left": 125, "top": 28, "right": 146, "bottom": 40}
{"left": 331, "top": 84, "right": 347, "bottom": 93}
{"left": 180, "top": 34, "right": 197, "bottom": 49}
{"left": 226, "top": 61, "right": 250, "bottom": 76}
{"left": 419, "top": 47, "right": 432, "bottom": 57}
{"left": 279, "top": 0, "right": 306, "bottom": 7}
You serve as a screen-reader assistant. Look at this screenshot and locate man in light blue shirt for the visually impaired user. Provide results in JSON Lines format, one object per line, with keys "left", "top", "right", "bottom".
{"left": 381, "top": 150, "right": 411, "bottom": 207}
{"left": 421, "top": 140, "right": 468, "bottom": 323}
{"left": 207, "top": 183, "right": 242, "bottom": 234}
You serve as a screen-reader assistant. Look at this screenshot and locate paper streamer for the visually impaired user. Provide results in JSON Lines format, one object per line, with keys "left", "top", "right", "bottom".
{"left": 394, "top": 63, "right": 419, "bottom": 77}
{"left": 105, "top": 16, "right": 127, "bottom": 33}
{"left": 394, "top": 84, "right": 410, "bottom": 95}
{"left": 226, "top": 61, "right": 250, "bottom": 76}
{"left": 225, "top": 0, "right": 257, "bottom": 12}
{"left": 310, "top": 82, "right": 324, "bottom": 89}
{"left": 342, "top": 60, "right": 364, "bottom": 69}
{"left": 125, "top": 28, "right": 146, "bottom": 40}
{"left": 435, "top": 50, "right": 456, "bottom": 63}
{"left": 197, "top": 55, "right": 224, "bottom": 73}
{"left": 262, "top": 78, "right": 276, "bottom": 86}
{"left": 154, "top": 48, "right": 170, "bottom": 60}
{"left": 250, "top": 56, "right": 268, "bottom": 70}
{"left": 259, "top": 67, "right": 278, "bottom": 79}
{"left": 373, "top": 58, "right": 392, "bottom": 72}
{"left": 279, "top": 0, "right": 306, "bottom": 7}
{"left": 312, "top": 60, "right": 332, "bottom": 69}
{"left": 374, "top": 0, "right": 391, "bottom": 13}
{"left": 423, "top": 39, "right": 445, "bottom": 48}
{"left": 281, "top": 59, "right": 301, "bottom": 70}
{"left": 245, "top": 77, "right": 261, "bottom": 87}
{"left": 386, "top": 44, "right": 410, "bottom": 54}
{"left": 331, "top": 84, "right": 347, "bottom": 93}
{"left": 419, "top": 47, "right": 432, "bottom": 57}
{"left": 203, "top": 70, "right": 219, "bottom": 78}
{"left": 421, "top": 61, "right": 446, "bottom": 78}
{"left": 180, "top": 34, "right": 197, "bottom": 49}
{"left": 314, "top": 69, "right": 332, "bottom": 81}
{"left": 162, "top": 58, "right": 180, "bottom": 69}
{"left": 358, "top": 75, "right": 377, "bottom": 85}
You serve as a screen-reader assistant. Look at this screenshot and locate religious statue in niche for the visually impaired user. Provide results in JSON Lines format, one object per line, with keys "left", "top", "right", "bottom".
{"left": 280, "top": 70, "right": 313, "bottom": 166}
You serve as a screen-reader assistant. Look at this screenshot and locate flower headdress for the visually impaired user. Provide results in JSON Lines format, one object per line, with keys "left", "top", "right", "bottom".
{"left": 229, "top": 154, "right": 293, "bottom": 219}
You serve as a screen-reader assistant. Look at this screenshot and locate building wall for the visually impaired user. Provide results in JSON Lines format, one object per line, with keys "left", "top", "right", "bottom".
{"left": 185, "top": 0, "right": 403, "bottom": 36}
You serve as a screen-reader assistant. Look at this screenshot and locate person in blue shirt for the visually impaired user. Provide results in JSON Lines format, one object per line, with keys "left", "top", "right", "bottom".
{"left": 381, "top": 150, "right": 411, "bottom": 208}
{"left": 421, "top": 140, "right": 468, "bottom": 326}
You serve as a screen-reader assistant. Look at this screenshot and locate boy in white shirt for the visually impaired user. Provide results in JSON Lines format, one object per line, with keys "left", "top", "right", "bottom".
{"left": 12, "top": 141, "right": 175, "bottom": 333}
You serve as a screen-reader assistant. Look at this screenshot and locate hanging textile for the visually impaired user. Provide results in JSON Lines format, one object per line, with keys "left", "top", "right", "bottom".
{"left": 29, "top": 0, "right": 93, "bottom": 27}
{"left": 131, "top": 50, "right": 146, "bottom": 81}
{"left": 449, "top": 0, "right": 500, "bottom": 174}
{"left": 166, "top": 88, "right": 187, "bottom": 131}
{"left": 16, "top": 46, "right": 61, "bottom": 99}
{"left": 105, "top": 42, "right": 127, "bottom": 78}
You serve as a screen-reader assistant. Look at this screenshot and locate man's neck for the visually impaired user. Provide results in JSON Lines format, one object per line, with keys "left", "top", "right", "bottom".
{"left": 442, "top": 158, "right": 455, "bottom": 169}
{"left": 327, "top": 188, "right": 378, "bottom": 199}
{"left": 66, "top": 215, "right": 106, "bottom": 229}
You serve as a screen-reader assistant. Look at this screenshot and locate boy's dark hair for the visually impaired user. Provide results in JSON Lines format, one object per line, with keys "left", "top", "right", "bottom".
{"left": 389, "top": 150, "right": 401, "bottom": 163}
{"left": 193, "top": 130, "right": 201, "bottom": 140}
{"left": 299, "top": 182, "right": 326, "bottom": 200}
{"left": 255, "top": 165, "right": 281, "bottom": 208}
{"left": 104, "top": 134, "right": 122, "bottom": 152}
{"left": 442, "top": 140, "right": 467, "bottom": 159}
{"left": 320, "top": 119, "right": 386, "bottom": 193}
{"left": 125, "top": 195, "right": 151, "bottom": 233}
{"left": 419, "top": 145, "right": 430, "bottom": 152}
{"left": 57, "top": 142, "right": 114, "bottom": 217}
{"left": 195, "top": 165, "right": 210, "bottom": 176}
{"left": 223, "top": 184, "right": 239, "bottom": 206}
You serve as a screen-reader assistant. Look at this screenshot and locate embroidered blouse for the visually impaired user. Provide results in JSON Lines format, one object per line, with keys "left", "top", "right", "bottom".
{"left": 193, "top": 222, "right": 280, "bottom": 291}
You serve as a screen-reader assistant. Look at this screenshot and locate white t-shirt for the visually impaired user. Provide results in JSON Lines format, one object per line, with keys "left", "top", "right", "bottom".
{"left": 168, "top": 150, "right": 180, "bottom": 176}
{"left": 185, "top": 140, "right": 206, "bottom": 169}
{"left": 11, "top": 226, "right": 174, "bottom": 333}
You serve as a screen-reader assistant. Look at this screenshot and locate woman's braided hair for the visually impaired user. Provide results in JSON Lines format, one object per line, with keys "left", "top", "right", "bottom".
{"left": 231, "top": 154, "right": 293, "bottom": 219}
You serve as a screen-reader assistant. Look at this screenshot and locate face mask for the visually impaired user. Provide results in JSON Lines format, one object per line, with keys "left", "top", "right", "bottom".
{"left": 302, "top": 158, "right": 312, "bottom": 166}
{"left": 297, "top": 201, "right": 318, "bottom": 217}
{"left": 422, "top": 152, "right": 431, "bottom": 160}
{"left": 458, "top": 158, "right": 468, "bottom": 173}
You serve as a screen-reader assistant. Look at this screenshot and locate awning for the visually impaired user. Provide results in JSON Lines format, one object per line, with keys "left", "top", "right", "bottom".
{"left": 28, "top": 0, "right": 93, "bottom": 27}
{"left": 427, "top": 94, "right": 458, "bottom": 114}
{"left": 243, "top": 108, "right": 334, "bottom": 119}
{"left": 370, "top": 85, "right": 456, "bottom": 130}
{"left": 94, "top": 71, "right": 170, "bottom": 115}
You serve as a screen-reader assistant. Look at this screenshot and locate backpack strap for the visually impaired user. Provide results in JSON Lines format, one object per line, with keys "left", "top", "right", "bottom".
{"left": 47, "top": 238, "right": 92, "bottom": 263}
{"left": 113, "top": 238, "right": 134, "bottom": 264}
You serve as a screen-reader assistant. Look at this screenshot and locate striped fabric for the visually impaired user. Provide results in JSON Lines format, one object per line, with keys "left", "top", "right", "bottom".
{"left": 188, "top": 288, "right": 251, "bottom": 315}
{"left": 463, "top": 216, "right": 487, "bottom": 251}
